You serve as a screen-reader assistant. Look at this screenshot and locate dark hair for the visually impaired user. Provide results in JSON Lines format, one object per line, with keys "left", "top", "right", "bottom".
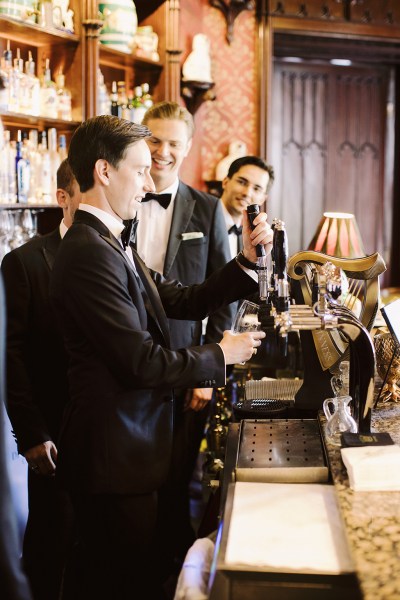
{"left": 227, "top": 156, "right": 275, "bottom": 193}
{"left": 142, "top": 101, "right": 195, "bottom": 139}
{"left": 68, "top": 116, "right": 151, "bottom": 192}
{"left": 56, "top": 159, "right": 76, "bottom": 196}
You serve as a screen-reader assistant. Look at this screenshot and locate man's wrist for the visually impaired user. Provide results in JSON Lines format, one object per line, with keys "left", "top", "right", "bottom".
{"left": 235, "top": 251, "right": 258, "bottom": 271}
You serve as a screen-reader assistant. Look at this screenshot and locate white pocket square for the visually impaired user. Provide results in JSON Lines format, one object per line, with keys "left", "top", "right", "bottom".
{"left": 180, "top": 232, "right": 204, "bottom": 241}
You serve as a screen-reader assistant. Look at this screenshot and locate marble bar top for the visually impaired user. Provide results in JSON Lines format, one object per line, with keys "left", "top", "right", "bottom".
{"left": 322, "top": 401, "right": 400, "bottom": 600}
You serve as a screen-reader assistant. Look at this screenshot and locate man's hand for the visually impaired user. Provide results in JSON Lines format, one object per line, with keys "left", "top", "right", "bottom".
{"left": 24, "top": 441, "right": 57, "bottom": 477}
{"left": 219, "top": 330, "right": 265, "bottom": 365}
{"left": 242, "top": 210, "right": 273, "bottom": 263}
{"left": 185, "top": 387, "right": 213, "bottom": 412}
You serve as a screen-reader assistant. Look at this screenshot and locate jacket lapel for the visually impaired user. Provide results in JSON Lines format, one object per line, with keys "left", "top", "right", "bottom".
{"left": 132, "top": 250, "right": 171, "bottom": 347}
{"left": 163, "top": 182, "right": 195, "bottom": 278}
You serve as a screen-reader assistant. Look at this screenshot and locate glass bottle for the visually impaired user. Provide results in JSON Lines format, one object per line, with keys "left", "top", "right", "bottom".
{"left": 141, "top": 82, "right": 153, "bottom": 109}
{"left": 23, "top": 51, "right": 40, "bottom": 116}
{"left": 97, "top": 69, "right": 110, "bottom": 116}
{"left": 12, "top": 48, "right": 24, "bottom": 113}
{"left": 55, "top": 71, "right": 72, "bottom": 120}
{"left": 40, "top": 58, "right": 58, "bottom": 119}
{"left": 15, "top": 130, "right": 30, "bottom": 204}
{"left": 2, "top": 41, "right": 14, "bottom": 112}
{"left": 48, "top": 127, "right": 60, "bottom": 199}
{"left": 110, "top": 80, "right": 121, "bottom": 117}
{"left": 58, "top": 134, "right": 67, "bottom": 161}
{"left": 131, "top": 85, "right": 146, "bottom": 124}
{"left": 38, "top": 130, "right": 52, "bottom": 203}
{"left": 27, "top": 129, "right": 40, "bottom": 203}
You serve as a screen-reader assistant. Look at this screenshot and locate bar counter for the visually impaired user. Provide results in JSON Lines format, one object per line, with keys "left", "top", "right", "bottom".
{"left": 323, "top": 401, "right": 400, "bottom": 600}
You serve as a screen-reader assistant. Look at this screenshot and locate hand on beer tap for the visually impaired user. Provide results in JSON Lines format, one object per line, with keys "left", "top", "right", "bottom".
{"left": 241, "top": 209, "right": 273, "bottom": 264}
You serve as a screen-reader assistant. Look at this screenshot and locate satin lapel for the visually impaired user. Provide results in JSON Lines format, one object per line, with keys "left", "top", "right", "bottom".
{"left": 100, "top": 232, "right": 170, "bottom": 346}
{"left": 163, "top": 183, "right": 195, "bottom": 278}
{"left": 42, "top": 229, "right": 61, "bottom": 271}
{"left": 132, "top": 250, "right": 171, "bottom": 347}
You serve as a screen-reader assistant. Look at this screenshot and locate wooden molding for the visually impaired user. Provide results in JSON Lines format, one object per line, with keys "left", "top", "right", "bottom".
{"left": 210, "top": 0, "right": 256, "bottom": 43}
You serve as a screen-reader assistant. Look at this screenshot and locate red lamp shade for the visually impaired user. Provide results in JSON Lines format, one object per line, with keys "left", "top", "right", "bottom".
{"left": 308, "top": 212, "right": 365, "bottom": 258}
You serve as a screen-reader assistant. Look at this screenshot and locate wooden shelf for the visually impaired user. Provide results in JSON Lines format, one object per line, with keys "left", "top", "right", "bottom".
{"left": 0, "top": 111, "right": 80, "bottom": 130}
{"left": 0, "top": 203, "right": 60, "bottom": 210}
{"left": 0, "top": 15, "right": 79, "bottom": 46}
{"left": 99, "top": 45, "right": 163, "bottom": 70}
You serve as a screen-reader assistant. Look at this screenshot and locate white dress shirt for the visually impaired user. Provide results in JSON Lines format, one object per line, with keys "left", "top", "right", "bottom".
{"left": 136, "top": 179, "right": 179, "bottom": 273}
{"left": 221, "top": 202, "right": 241, "bottom": 260}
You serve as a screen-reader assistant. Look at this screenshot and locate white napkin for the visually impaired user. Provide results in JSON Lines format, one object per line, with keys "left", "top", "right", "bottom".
{"left": 174, "top": 537, "right": 215, "bottom": 600}
{"left": 341, "top": 445, "right": 400, "bottom": 491}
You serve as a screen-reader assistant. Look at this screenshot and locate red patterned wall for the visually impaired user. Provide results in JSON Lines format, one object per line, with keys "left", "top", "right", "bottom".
{"left": 179, "top": 0, "right": 258, "bottom": 190}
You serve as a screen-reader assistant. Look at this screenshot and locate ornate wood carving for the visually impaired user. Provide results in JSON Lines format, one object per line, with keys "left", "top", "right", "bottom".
{"left": 82, "top": 1, "right": 103, "bottom": 119}
{"left": 210, "top": 0, "right": 256, "bottom": 43}
{"left": 181, "top": 81, "right": 216, "bottom": 114}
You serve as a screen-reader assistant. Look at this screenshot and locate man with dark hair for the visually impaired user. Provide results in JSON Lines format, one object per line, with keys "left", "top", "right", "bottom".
{"left": 221, "top": 155, "right": 275, "bottom": 259}
{"left": 1, "top": 159, "right": 81, "bottom": 600}
{"left": 49, "top": 115, "right": 272, "bottom": 599}
{"left": 140, "top": 102, "right": 234, "bottom": 567}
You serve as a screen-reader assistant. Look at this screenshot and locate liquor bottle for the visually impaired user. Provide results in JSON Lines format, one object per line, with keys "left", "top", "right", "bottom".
{"left": 131, "top": 86, "right": 146, "bottom": 124}
{"left": 12, "top": 48, "right": 24, "bottom": 113}
{"left": 58, "top": 134, "right": 67, "bottom": 161}
{"left": 2, "top": 40, "right": 14, "bottom": 112}
{"left": 38, "top": 130, "right": 52, "bottom": 203}
{"left": 110, "top": 81, "right": 121, "bottom": 117}
{"left": 23, "top": 52, "right": 40, "bottom": 116}
{"left": 0, "top": 61, "right": 8, "bottom": 110}
{"left": 15, "top": 130, "right": 30, "bottom": 204}
{"left": 0, "top": 129, "right": 10, "bottom": 203}
{"left": 117, "top": 81, "right": 130, "bottom": 120}
{"left": 27, "top": 129, "right": 40, "bottom": 203}
{"left": 40, "top": 58, "right": 57, "bottom": 119}
{"left": 48, "top": 127, "right": 61, "bottom": 198}
{"left": 141, "top": 82, "right": 153, "bottom": 109}
{"left": 97, "top": 69, "right": 110, "bottom": 115}
{"left": 55, "top": 71, "right": 72, "bottom": 120}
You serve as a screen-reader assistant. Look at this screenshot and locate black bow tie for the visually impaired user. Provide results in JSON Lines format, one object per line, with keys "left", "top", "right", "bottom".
{"left": 121, "top": 218, "right": 139, "bottom": 249}
{"left": 228, "top": 224, "right": 243, "bottom": 236}
{"left": 142, "top": 192, "right": 172, "bottom": 209}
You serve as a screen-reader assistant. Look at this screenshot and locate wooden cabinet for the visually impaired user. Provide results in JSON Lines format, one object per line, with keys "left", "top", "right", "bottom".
{"left": 0, "top": 0, "right": 181, "bottom": 234}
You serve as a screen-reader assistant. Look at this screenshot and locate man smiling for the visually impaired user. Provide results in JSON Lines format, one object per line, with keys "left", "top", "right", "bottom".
{"left": 139, "top": 102, "right": 234, "bottom": 573}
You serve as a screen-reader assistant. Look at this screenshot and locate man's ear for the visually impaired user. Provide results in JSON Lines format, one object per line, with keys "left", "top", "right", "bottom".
{"left": 95, "top": 159, "right": 110, "bottom": 185}
{"left": 56, "top": 189, "right": 68, "bottom": 209}
{"left": 222, "top": 176, "right": 229, "bottom": 191}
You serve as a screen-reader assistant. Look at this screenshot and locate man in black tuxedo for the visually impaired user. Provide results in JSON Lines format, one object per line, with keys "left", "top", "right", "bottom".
{"left": 49, "top": 115, "right": 272, "bottom": 599}
{"left": 1, "top": 160, "right": 82, "bottom": 600}
{"left": 140, "top": 102, "right": 234, "bottom": 565}
{"left": 220, "top": 155, "right": 275, "bottom": 260}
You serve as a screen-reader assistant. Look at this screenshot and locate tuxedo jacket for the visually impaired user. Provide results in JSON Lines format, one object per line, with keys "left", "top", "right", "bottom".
{"left": 153, "top": 182, "right": 234, "bottom": 350}
{"left": 1, "top": 229, "right": 69, "bottom": 455}
{"left": 50, "top": 210, "right": 257, "bottom": 495}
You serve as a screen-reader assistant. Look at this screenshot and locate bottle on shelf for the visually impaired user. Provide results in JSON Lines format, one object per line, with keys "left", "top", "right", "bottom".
{"left": 55, "top": 71, "right": 72, "bottom": 120}
{"left": 40, "top": 58, "right": 58, "bottom": 119}
{"left": 12, "top": 48, "right": 25, "bottom": 114}
{"left": 0, "top": 129, "right": 11, "bottom": 203}
{"left": 97, "top": 69, "right": 110, "bottom": 116}
{"left": 131, "top": 86, "right": 146, "bottom": 124}
{"left": 23, "top": 51, "right": 40, "bottom": 116}
{"left": 117, "top": 81, "right": 130, "bottom": 120}
{"left": 38, "top": 130, "right": 52, "bottom": 203}
{"left": 27, "top": 129, "right": 41, "bottom": 203}
{"left": 141, "top": 83, "right": 153, "bottom": 109}
{"left": 2, "top": 40, "right": 14, "bottom": 112}
{"left": 0, "top": 62, "right": 8, "bottom": 111}
{"left": 15, "top": 129, "right": 30, "bottom": 204}
{"left": 110, "top": 80, "right": 121, "bottom": 117}
{"left": 58, "top": 134, "right": 67, "bottom": 161}
{"left": 48, "top": 127, "right": 61, "bottom": 198}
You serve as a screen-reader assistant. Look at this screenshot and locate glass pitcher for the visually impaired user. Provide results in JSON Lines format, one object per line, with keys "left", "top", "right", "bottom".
{"left": 323, "top": 395, "right": 357, "bottom": 446}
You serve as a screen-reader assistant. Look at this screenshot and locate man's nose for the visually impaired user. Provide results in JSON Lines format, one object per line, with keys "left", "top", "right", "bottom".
{"left": 157, "top": 141, "right": 170, "bottom": 156}
{"left": 144, "top": 173, "right": 156, "bottom": 193}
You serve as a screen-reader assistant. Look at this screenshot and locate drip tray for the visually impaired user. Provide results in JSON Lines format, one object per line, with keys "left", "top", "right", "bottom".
{"left": 235, "top": 419, "right": 329, "bottom": 483}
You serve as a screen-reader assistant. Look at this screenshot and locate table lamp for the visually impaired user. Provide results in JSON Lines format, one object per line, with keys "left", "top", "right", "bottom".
{"left": 308, "top": 211, "right": 365, "bottom": 258}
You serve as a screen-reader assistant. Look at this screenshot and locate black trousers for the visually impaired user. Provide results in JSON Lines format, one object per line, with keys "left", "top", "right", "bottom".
{"left": 23, "top": 471, "right": 76, "bottom": 600}
{"left": 71, "top": 491, "right": 167, "bottom": 600}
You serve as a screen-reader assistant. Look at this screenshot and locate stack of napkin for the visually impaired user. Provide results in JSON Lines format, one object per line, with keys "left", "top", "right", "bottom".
{"left": 341, "top": 445, "right": 400, "bottom": 491}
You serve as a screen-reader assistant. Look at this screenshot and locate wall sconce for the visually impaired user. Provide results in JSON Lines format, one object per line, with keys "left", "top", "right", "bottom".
{"left": 209, "top": 0, "right": 255, "bottom": 44}
{"left": 308, "top": 211, "right": 365, "bottom": 258}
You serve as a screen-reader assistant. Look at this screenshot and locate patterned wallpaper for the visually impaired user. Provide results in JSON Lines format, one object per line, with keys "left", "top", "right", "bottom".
{"left": 180, "top": 1, "right": 258, "bottom": 190}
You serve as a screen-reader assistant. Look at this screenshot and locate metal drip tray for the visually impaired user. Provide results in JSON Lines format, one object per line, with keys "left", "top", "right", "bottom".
{"left": 235, "top": 419, "right": 329, "bottom": 483}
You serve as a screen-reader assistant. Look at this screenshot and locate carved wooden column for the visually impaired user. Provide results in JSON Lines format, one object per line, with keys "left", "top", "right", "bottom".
{"left": 257, "top": 0, "right": 273, "bottom": 159}
{"left": 82, "top": 0, "right": 103, "bottom": 119}
{"left": 165, "top": 0, "right": 182, "bottom": 101}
